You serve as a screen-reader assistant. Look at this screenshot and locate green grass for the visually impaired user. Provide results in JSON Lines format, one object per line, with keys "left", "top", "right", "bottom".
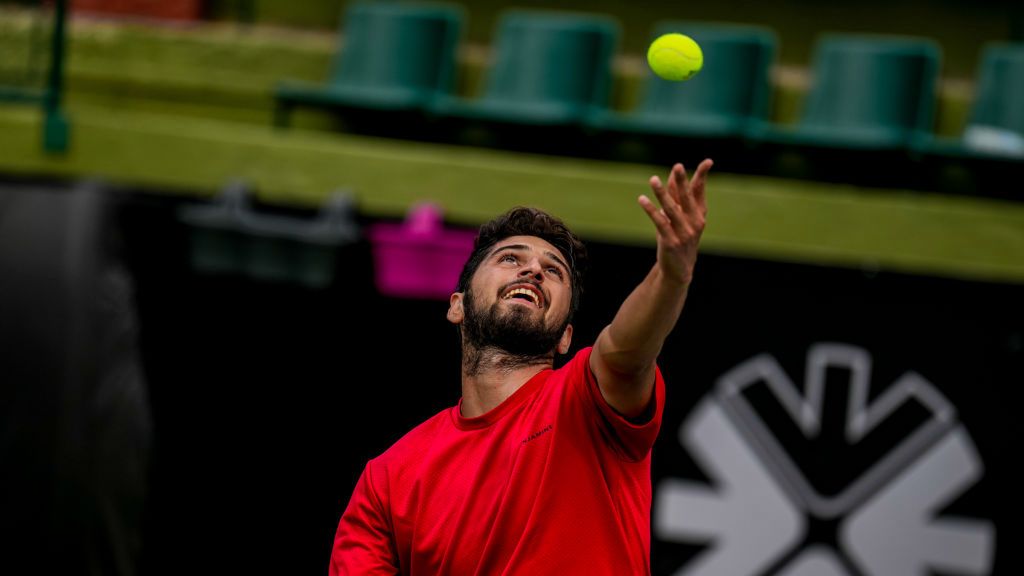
{"left": 2, "top": 9, "right": 334, "bottom": 122}
{"left": 3, "top": 104, "right": 1024, "bottom": 285}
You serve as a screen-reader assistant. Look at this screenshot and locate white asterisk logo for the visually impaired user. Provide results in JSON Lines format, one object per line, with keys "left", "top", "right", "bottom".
{"left": 655, "top": 343, "right": 996, "bottom": 576}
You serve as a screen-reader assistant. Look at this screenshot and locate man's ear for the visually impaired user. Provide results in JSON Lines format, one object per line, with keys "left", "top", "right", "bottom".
{"left": 447, "top": 292, "right": 464, "bottom": 325}
{"left": 557, "top": 323, "right": 573, "bottom": 355}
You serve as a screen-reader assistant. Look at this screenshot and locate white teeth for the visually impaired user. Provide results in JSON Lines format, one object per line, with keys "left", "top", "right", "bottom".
{"left": 503, "top": 287, "right": 540, "bottom": 306}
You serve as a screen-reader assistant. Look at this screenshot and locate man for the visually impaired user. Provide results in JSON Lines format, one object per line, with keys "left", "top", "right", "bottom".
{"left": 330, "top": 160, "right": 713, "bottom": 575}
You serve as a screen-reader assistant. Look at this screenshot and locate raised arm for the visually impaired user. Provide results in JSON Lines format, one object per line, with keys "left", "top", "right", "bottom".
{"left": 589, "top": 160, "right": 712, "bottom": 418}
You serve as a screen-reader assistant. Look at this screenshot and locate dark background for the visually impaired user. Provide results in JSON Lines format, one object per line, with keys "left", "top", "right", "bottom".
{"left": 1, "top": 183, "right": 1018, "bottom": 575}
{"left": 114, "top": 191, "right": 1021, "bottom": 575}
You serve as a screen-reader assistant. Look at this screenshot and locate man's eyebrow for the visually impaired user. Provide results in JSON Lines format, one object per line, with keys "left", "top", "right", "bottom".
{"left": 489, "top": 244, "right": 528, "bottom": 259}
{"left": 489, "top": 244, "right": 570, "bottom": 274}
{"left": 543, "top": 250, "right": 570, "bottom": 274}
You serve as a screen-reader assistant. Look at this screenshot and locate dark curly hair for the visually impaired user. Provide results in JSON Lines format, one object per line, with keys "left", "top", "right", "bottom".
{"left": 456, "top": 207, "right": 588, "bottom": 322}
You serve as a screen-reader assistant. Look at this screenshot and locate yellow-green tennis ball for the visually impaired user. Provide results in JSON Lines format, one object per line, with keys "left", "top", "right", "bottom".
{"left": 647, "top": 33, "right": 703, "bottom": 81}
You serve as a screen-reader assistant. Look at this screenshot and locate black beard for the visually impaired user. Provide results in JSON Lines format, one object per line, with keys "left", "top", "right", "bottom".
{"left": 461, "top": 287, "right": 567, "bottom": 374}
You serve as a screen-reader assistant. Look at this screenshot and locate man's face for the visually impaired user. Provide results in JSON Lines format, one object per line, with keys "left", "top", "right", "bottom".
{"left": 450, "top": 235, "right": 574, "bottom": 357}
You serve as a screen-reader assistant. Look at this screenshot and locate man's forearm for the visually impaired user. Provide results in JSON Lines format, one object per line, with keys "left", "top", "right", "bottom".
{"left": 598, "top": 263, "right": 689, "bottom": 377}
{"left": 592, "top": 160, "right": 710, "bottom": 415}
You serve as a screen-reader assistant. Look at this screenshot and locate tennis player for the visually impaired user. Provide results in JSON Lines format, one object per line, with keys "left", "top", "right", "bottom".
{"left": 330, "top": 160, "right": 712, "bottom": 575}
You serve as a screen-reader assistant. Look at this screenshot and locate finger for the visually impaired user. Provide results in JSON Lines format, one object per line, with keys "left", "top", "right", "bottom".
{"left": 668, "top": 163, "right": 688, "bottom": 206}
{"left": 649, "top": 175, "right": 684, "bottom": 224}
{"left": 674, "top": 163, "right": 690, "bottom": 194}
{"left": 673, "top": 163, "right": 698, "bottom": 216}
{"left": 638, "top": 195, "right": 676, "bottom": 240}
{"left": 690, "top": 159, "right": 714, "bottom": 212}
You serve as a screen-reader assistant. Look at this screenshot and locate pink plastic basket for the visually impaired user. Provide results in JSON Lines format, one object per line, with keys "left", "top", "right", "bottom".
{"left": 368, "top": 204, "right": 477, "bottom": 300}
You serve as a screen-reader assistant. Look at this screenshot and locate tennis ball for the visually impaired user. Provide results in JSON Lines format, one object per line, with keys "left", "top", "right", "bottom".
{"left": 647, "top": 33, "right": 703, "bottom": 81}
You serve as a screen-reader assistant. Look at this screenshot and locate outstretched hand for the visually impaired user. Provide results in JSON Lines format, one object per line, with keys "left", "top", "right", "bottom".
{"left": 638, "top": 159, "right": 713, "bottom": 285}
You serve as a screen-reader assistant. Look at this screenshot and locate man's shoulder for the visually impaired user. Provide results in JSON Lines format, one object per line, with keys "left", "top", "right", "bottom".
{"left": 550, "top": 346, "right": 594, "bottom": 384}
{"left": 370, "top": 407, "right": 453, "bottom": 470}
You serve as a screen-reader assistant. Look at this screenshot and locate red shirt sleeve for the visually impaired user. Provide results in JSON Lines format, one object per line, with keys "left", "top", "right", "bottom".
{"left": 570, "top": 346, "right": 666, "bottom": 462}
{"left": 329, "top": 463, "right": 400, "bottom": 576}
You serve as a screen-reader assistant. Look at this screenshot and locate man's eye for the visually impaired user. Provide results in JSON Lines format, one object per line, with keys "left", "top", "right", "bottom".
{"left": 547, "top": 267, "right": 563, "bottom": 278}
{"left": 501, "top": 254, "right": 517, "bottom": 263}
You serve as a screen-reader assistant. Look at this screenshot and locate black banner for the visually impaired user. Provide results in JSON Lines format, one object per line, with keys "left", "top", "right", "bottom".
{"left": 5, "top": 186, "right": 1019, "bottom": 576}
{"left": 126, "top": 198, "right": 1022, "bottom": 576}
{"left": 645, "top": 254, "right": 1020, "bottom": 576}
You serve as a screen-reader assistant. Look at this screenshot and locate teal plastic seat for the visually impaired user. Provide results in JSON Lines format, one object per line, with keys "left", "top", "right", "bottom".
{"left": 274, "top": 2, "right": 462, "bottom": 126}
{"left": 587, "top": 22, "right": 776, "bottom": 139}
{"left": 431, "top": 10, "right": 618, "bottom": 126}
{"left": 919, "top": 43, "right": 1024, "bottom": 160}
{"left": 752, "top": 35, "right": 941, "bottom": 150}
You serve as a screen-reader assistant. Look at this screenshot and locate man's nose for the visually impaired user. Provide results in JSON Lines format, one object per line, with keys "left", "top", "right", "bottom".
{"left": 518, "top": 259, "right": 543, "bottom": 280}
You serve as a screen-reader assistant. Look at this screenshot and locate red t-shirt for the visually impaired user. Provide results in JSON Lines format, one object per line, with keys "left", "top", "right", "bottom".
{"left": 329, "top": 346, "right": 665, "bottom": 575}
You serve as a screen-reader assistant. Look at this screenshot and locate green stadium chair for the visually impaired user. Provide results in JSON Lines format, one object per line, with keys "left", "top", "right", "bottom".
{"left": 750, "top": 34, "right": 941, "bottom": 151}
{"left": 273, "top": 2, "right": 463, "bottom": 128}
{"left": 587, "top": 22, "right": 776, "bottom": 140}
{"left": 917, "top": 43, "right": 1024, "bottom": 160}
{"left": 430, "top": 10, "right": 619, "bottom": 127}
{"left": 912, "top": 43, "right": 1024, "bottom": 197}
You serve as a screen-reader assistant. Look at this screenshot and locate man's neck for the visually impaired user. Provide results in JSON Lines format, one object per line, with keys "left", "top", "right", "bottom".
{"left": 459, "top": 346, "right": 553, "bottom": 418}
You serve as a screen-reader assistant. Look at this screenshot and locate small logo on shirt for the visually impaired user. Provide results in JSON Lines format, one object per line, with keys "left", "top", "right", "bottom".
{"left": 522, "top": 424, "right": 553, "bottom": 445}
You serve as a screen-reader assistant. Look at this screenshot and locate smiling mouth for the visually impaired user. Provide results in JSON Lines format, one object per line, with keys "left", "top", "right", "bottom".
{"left": 502, "top": 286, "right": 542, "bottom": 307}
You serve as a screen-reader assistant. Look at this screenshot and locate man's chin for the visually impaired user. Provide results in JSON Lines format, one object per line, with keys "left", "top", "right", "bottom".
{"left": 499, "top": 311, "right": 549, "bottom": 334}
{"left": 461, "top": 291, "right": 564, "bottom": 358}
{"left": 501, "top": 303, "right": 537, "bottom": 317}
